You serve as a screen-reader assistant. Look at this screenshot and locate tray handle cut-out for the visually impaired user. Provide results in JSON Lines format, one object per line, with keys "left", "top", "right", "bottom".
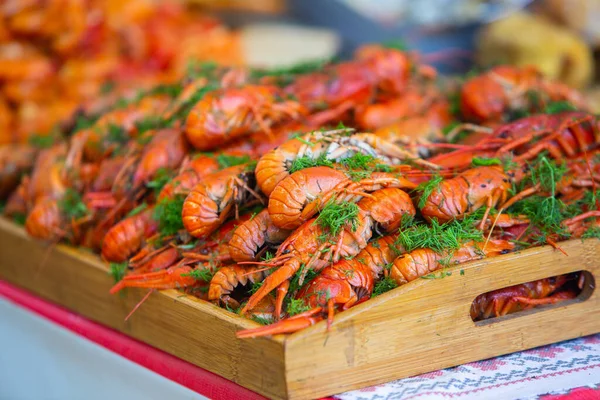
{"left": 471, "top": 270, "right": 595, "bottom": 326}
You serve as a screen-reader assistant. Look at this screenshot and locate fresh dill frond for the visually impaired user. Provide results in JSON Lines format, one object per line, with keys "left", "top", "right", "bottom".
{"left": 583, "top": 226, "right": 600, "bottom": 239}
{"left": 286, "top": 266, "right": 318, "bottom": 299}
{"left": 249, "top": 280, "right": 264, "bottom": 295}
{"left": 545, "top": 101, "right": 577, "bottom": 114}
{"left": 135, "top": 116, "right": 170, "bottom": 134}
{"left": 106, "top": 124, "right": 128, "bottom": 144}
{"left": 372, "top": 276, "right": 398, "bottom": 296}
{"left": 315, "top": 200, "right": 360, "bottom": 236}
{"left": 382, "top": 39, "right": 408, "bottom": 51}
{"left": 472, "top": 157, "right": 502, "bottom": 167}
{"left": 250, "top": 58, "right": 330, "bottom": 86}
{"left": 153, "top": 195, "right": 185, "bottom": 236}
{"left": 421, "top": 270, "right": 452, "bottom": 279}
{"left": 251, "top": 315, "right": 273, "bottom": 325}
{"left": 58, "top": 189, "right": 89, "bottom": 219}
{"left": 415, "top": 175, "right": 443, "bottom": 209}
{"left": 109, "top": 262, "right": 128, "bottom": 283}
{"left": 527, "top": 155, "right": 567, "bottom": 193}
{"left": 289, "top": 154, "right": 333, "bottom": 174}
{"left": 396, "top": 218, "right": 482, "bottom": 254}
{"left": 126, "top": 203, "right": 148, "bottom": 217}
{"left": 182, "top": 266, "right": 214, "bottom": 282}
{"left": 261, "top": 250, "right": 275, "bottom": 261}
{"left": 168, "top": 83, "right": 220, "bottom": 122}
{"left": 216, "top": 153, "right": 251, "bottom": 169}
{"left": 28, "top": 134, "right": 56, "bottom": 149}
{"left": 146, "top": 168, "right": 172, "bottom": 195}
{"left": 286, "top": 298, "right": 311, "bottom": 316}
{"left": 340, "top": 153, "right": 376, "bottom": 170}
{"left": 100, "top": 81, "right": 115, "bottom": 95}
{"left": 12, "top": 213, "right": 26, "bottom": 226}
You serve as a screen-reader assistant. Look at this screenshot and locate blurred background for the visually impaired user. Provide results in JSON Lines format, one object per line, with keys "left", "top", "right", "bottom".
{"left": 2, "top": 0, "right": 600, "bottom": 145}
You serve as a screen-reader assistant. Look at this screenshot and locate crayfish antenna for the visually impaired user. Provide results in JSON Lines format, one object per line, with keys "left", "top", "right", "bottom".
{"left": 236, "top": 307, "right": 323, "bottom": 338}
{"left": 125, "top": 289, "right": 155, "bottom": 321}
{"left": 109, "top": 266, "right": 196, "bottom": 294}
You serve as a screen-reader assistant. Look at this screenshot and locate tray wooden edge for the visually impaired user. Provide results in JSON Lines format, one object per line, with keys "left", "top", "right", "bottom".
{"left": 280, "top": 237, "right": 600, "bottom": 399}
{"left": 0, "top": 218, "right": 289, "bottom": 400}
{"left": 3, "top": 216, "right": 600, "bottom": 399}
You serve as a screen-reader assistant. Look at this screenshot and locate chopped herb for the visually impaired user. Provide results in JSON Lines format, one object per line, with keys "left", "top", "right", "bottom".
{"left": 106, "top": 124, "right": 128, "bottom": 144}
{"left": 58, "top": 189, "right": 89, "bottom": 219}
{"left": 146, "top": 168, "right": 172, "bottom": 195}
{"left": 153, "top": 196, "right": 185, "bottom": 236}
{"left": 100, "top": 81, "right": 116, "bottom": 95}
{"left": 286, "top": 266, "right": 318, "bottom": 300}
{"left": 460, "top": 269, "right": 465, "bottom": 276}
{"left": 28, "top": 134, "right": 55, "bottom": 149}
{"left": 249, "top": 280, "right": 264, "bottom": 295}
{"left": 177, "top": 240, "right": 199, "bottom": 250}
{"left": 583, "top": 226, "right": 600, "bottom": 239}
{"left": 182, "top": 267, "right": 214, "bottom": 282}
{"left": 12, "top": 213, "right": 26, "bottom": 226}
{"left": 261, "top": 250, "right": 275, "bottom": 262}
{"left": 382, "top": 39, "right": 408, "bottom": 51}
{"left": 415, "top": 175, "right": 443, "bottom": 209}
{"left": 340, "top": 153, "right": 376, "bottom": 171}
{"left": 72, "top": 115, "right": 98, "bottom": 133}
{"left": 286, "top": 298, "right": 311, "bottom": 316}
{"left": 289, "top": 154, "right": 333, "bottom": 174}
{"left": 168, "top": 83, "right": 220, "bottom": 122}
{"left": 250, "top": 58, "right": 331, "bottom": 86}
{"left": 126, "top": 203, "right": 148, "bottom": 217}
{"left": 315, "top": 200, "right": 360, "bottom": 236}
{"left": 421, "top": 270, "right": 452, "bottom": 279}
{"left": 216, "top": 154, "right": 251, "bottom": 169}
{"left": 472, "top": 157, "right": 502, "bottom": 167}
{"left": 396, "top": 218, "right": 482, "bottom": 254}
{"left": 251, "top": 315, "right": 272, "bottom": 325}
{"left": 135, "top": 117, "right": 170, "bottom": 134}
{"left": 546, "top": 101, "right": 577, "bottom": 114}
{"left": 290, "top": 133, "right": 315, "bottom": 147}
{"left": 109, "top": 262, "right": 128, "bottom": 283}
{"left": 373, "top": 276, "right": 398, "bottom": 296}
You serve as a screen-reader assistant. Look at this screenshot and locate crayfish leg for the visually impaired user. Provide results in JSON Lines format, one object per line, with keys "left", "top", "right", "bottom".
{"left": 275, "top": 281, "right": 290, "bottom": 320}
{"left": 241, "top": 260, "right": 301, "bottom": 315}
{"left": 236, "top": 307, "right": 324, "bottom": 338}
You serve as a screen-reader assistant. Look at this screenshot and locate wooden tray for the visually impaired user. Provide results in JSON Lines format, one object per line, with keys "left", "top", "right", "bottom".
{"left": 0, "top": 216, "right": 599, "bottom": 400}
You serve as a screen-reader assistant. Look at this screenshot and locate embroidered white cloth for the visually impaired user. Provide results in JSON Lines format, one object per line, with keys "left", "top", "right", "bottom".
{"left": 336, "top": 335, "right": 600, "bottom": 400}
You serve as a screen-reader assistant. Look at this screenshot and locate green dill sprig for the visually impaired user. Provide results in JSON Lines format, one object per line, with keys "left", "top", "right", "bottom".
{"left": 126, "top": 203, "right": 148, "bottom": 218}
{"left": 58, "top": 189, "right": 89, "bottom": 219}
{"left": 315, "top": 200, "right": 360, "bottom": 236}
{"left": 286, "top": 298, "right": 311, "bottom": 316}
{"left": 472, "top": 157, "right": 502, "bottom": 167}
{"left": 415, "top": 175, "right": 443, "bottom": 209}
{"left": 251, "top": 315, "right": 273, "bottom": 325}
{"left": 182, "top": 266, "right": 214, "bottom": 282}
{"left": 216, "top": 154, "right": 251, "bottom": 169}
{"left": 289, "top": 154, "right": 333, "bottom": 174}
{"left": 372, "top": 276, "right": 398, "bottom": 296}
{"left": 28, "top": 134, "right": 56, "bottom": 149}
{"left": 152, "top": 196, "right": 185, "bottom": 237}
{"left": 146, "top": 168, "right": 172, "bottom": 196}
{"left": 396, "top": 217, "right": 483, "bottom": 254}
{"left": 545, "top": 101, "right": 577, "bottom": 114}
{"left": 109, "top": 262, "right": 128, "bottom": 283}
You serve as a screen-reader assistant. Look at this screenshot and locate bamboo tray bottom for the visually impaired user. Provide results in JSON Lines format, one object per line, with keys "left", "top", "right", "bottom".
{"left": 0, "top": 217, "right": 599, "bottom": 400}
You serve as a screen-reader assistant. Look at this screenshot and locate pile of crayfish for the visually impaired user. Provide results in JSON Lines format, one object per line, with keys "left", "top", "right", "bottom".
{"left": 1, "top": 43, "right": 598, "bottom": 338}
